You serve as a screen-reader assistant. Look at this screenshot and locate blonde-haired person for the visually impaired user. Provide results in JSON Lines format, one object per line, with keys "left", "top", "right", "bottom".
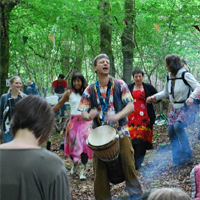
{"left": 0, "top": 76, "right": 27, "bottom": 143}
{"left": 148, "top": 188, "right": 190, "bottom": 200}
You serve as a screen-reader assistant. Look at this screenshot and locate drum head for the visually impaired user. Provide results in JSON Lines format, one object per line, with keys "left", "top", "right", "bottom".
{"left": 88, "top": 125, "right": 116, "bottom": 146}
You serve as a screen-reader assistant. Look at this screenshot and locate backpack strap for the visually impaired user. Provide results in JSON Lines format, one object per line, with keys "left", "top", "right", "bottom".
{"left": 4, "top": 93, "right": 11, "bottom": 109}
{"left": 167, "top": 71, "right": 190, "bottom": 87}
{"left": 181, "top": 71, "right": 190, "bottom": 86}
{"left": 167, "top": 71, "right": 191, "bottom": 104}
{"left": 167, "top": 75, "right": 170, "bottom": 82}
{"left": 182, "top": 71, "right": 191, "bottom": 99}
{"left": 2, "top": 93, "right": 11, "bottom": 131}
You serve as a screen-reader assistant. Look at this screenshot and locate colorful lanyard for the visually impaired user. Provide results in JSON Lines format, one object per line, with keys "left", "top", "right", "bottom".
{"left": 95, "top": 80, "right": 112, "bottom": 123}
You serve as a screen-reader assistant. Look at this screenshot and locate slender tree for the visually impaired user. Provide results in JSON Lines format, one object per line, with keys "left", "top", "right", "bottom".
{"left": 121, "top": 0, "right": 135, "bottom": 84}
{"left": 99, "top": 0, "right": 115, "bottom": 77}
{"left": 0, "top": 0, "right": 20, "bottom": 94}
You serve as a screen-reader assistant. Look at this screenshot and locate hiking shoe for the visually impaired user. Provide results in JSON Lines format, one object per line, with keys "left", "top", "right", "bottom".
{"left": 70, "top": 162, "right": 78, "bottom": 175}
{"left": 79, "top": 164, "right": 86, "bottom": 180}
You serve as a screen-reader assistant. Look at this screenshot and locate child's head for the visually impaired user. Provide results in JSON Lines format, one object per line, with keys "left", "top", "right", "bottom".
{"left": 147, "top": 188, "right": 190, "bottom": 200}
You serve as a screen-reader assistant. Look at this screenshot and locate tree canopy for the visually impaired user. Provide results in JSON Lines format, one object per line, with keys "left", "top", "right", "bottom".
{"left": 1, "top": 0, "right": 200, "bottom": 95}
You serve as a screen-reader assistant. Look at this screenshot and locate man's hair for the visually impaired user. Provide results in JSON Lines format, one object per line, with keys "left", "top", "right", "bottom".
{"left": 132, "top": 67, "right": 144, "bottom": 77}
{"left": 10, "top": 95, "right": 55, "bottom": 145}
{"left": 58, "top": 74, "right": 65, "bottom": 79}
{"left": 147, "top": 188, "right": 190, "bottom": 200}
{"left": 93, "top": 53, "right": 109, "bottom": 66}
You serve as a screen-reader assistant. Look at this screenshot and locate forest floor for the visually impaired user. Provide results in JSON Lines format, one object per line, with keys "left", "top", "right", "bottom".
{"left": 50, "top": 116, "right": 200, "bottom": 200}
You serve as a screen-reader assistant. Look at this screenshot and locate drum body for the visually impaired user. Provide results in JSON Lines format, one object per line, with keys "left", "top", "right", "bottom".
{"left": 87, "top": 125, "right": 119, "bottom": 162}
{"left": 87, "top": 125, "right": 125, "bottom": 184}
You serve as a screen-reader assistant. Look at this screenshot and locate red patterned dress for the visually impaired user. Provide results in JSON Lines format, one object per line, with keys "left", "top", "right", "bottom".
{"left": 128, "top": 89, "right": 153, "bottom": 145}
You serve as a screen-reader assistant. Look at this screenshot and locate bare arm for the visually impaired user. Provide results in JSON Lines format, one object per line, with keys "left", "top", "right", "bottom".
{"left": 146, "top": 96, "right": 157, "bottom": 104}
{"left": 106, "top": 101, "right": 134, "bottom": 122}
{"left": 81, "top": 108, "right": 98, "bottom": 121}
{"left": 52, "top": 90, "right": 71, "bottom": 112}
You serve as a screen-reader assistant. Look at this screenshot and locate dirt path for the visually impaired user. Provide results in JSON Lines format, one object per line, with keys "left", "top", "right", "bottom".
{"left": 51, "top": 119, "right": 200, "bottom": 199}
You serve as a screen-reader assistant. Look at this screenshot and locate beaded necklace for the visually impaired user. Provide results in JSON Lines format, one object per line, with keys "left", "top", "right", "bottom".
{"left": 95, "top": 80, "right": 112, "bottom": 124}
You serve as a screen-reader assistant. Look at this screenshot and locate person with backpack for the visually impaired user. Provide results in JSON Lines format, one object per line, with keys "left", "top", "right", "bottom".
{"left": 0, "top": 76, "right": 27, "bottom": 143}
{"left": 51, "top": 74, "right": 68, "bottom": 117}
{"left": 147, "top": 54, "right": 200, "bottom": 166}
{"left": 78, "top": 54, "right": 143, "bottom": 200}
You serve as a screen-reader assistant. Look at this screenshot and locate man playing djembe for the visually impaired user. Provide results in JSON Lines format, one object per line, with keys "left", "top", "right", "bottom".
{"left": 78, "top": 54, "right": 143, "bottom": 200}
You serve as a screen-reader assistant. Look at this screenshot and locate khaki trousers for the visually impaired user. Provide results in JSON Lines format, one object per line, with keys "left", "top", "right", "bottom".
{"left": 93, "top": 136, "right": 143, "bottom": 200}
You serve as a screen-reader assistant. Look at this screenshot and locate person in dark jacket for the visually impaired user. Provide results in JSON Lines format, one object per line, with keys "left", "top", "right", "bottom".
{"left": 128, "top": 67, "right": 158, "bottom": 170}
{"left": 25, "top": 80, "right": 39, "bottom": 95}
{"left": 0, "top": 76, "right": 27, "bottom": 143}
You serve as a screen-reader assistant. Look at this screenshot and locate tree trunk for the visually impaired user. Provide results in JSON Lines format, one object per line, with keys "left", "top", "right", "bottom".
{"left": 121, "top": 0, "right": 135, "bottom": 84}
{"left": 99, "top": 0, "right": 115, "bottom": 77}
{"left": 0, "top": 1, "right": 19, "bottom": 95}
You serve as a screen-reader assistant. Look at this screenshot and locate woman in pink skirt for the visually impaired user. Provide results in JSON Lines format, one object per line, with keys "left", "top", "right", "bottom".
{"left": 53, "top": 72, "right": 93, "bottom": 180}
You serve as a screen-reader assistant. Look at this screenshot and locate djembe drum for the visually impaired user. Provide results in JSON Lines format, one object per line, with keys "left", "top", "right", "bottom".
{"left": 87, "top": 125, "right": 125, "bottom": 184}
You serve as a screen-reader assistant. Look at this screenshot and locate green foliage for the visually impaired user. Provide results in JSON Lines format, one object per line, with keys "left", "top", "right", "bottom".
{"left": 5, "top": 0, "right": 200, "bottom": 96}
{"left": 134, "top": 0, "right": 200, "bottom": 82}
{"left": 153, "top": 130, "right": 160, "bottom": 142}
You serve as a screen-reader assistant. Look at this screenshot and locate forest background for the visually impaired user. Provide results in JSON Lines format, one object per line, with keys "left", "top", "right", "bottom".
{"left": 1, "top": 0, "right": 200, "bottom": 97}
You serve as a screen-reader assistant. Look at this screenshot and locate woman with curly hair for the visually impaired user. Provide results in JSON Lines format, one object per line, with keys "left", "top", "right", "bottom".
{"left": 53, "top": 72, "right": 93, "bottom": 180}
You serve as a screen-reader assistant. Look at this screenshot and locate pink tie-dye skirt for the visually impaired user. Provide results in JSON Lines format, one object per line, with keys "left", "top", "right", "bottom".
{"left": 64, "top": 115, "right": 93, "bottom": 162}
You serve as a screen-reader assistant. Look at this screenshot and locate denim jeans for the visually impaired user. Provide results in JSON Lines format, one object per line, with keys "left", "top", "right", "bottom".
{"left": 58, "top": 96, "right": 66, "bottom": 117}
{"left": 168, "top": 121, "right": 192, "bottom": 165}
{"left": 2, "top": 130, "right": 13, "bottom": 143}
